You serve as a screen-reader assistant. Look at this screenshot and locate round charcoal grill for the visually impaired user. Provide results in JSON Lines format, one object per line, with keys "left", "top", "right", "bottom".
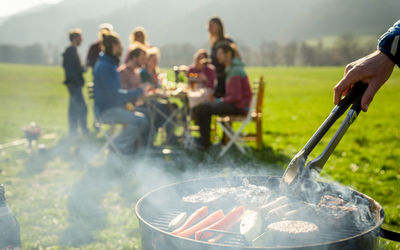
{"left": 135, "top": 175, "right": 400, "bottom": 250}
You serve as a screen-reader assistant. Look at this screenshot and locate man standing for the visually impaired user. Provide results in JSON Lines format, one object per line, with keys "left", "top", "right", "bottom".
{"left": 94, "top": 31, "right": 148, "bottom": 154}
{"left": 62, "top": 29, "right": 88, "bottom": 135}
{"left": 86, "top": 23, "right": 113, "bottom": 72}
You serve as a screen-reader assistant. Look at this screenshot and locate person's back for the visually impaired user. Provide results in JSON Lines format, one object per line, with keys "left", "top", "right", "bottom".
{"left": 94, "top": 52, "right": 123, "bottom": 114}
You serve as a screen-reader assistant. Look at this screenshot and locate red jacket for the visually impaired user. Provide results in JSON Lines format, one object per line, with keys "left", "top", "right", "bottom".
{"left": 223, "top": 58, "right": 252, "bottom": 112}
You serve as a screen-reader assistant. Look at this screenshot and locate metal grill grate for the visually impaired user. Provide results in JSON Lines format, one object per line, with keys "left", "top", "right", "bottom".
{"left": 146, "top": 210, "right": 368, "bottom": 247}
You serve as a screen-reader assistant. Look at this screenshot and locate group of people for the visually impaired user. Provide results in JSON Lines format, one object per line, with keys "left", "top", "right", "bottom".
{"left": 62, "top": 17, "right": 252, "bottom": 154}
{"left": 62, "top": 15, "right": 399, "bottom": 155}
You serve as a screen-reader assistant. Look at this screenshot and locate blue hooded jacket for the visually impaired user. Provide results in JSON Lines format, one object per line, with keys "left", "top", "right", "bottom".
{"left": 93, "top": 53, "right": 143, "bottom": 115}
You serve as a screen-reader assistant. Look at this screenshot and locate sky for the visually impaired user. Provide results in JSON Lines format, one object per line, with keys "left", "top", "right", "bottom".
{"left": 0, "top": 0, "right": 62, "bottom": 18}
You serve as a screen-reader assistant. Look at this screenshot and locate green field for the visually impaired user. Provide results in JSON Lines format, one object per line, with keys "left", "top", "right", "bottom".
{"left": 0, "top": 63, "right": 399, "bottom": 249}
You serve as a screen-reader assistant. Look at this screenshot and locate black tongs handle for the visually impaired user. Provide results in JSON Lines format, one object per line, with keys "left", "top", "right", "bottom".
{"left": 301, "top": 81, "right": 367, "bottom": 157}
{"left": 305, "top": 81, "right": 368, "bottom": 173}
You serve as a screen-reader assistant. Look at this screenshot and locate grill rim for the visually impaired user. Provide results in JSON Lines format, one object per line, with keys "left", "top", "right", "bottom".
{"left": 135, "top": 175, "right": 385, "bottom": 249}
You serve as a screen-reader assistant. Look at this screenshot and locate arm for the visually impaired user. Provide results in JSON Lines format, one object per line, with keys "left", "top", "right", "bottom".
{"left": 334, "top": 20, "right": 399, "bottom": 112}
{"left": 222, "top": 76, "right": 243, "bottom": 104}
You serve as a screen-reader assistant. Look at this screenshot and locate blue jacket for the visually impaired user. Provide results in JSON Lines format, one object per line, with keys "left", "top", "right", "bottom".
{"left": 378, "top": 19, "right": 400, "bottom": 67}
{"left": 94, "top": 53, "right": 143, "bottom": 115}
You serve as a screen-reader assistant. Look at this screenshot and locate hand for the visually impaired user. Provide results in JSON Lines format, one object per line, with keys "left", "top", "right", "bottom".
{"left": 334, "top": 50, "right": 395, "bottom": 112}
{"left": 142, "top": 83, "right": 154, "bottom": 96}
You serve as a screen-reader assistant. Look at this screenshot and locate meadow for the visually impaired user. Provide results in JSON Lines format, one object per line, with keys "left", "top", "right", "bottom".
{"left": 0, "top": 63, "right": 399, "bottom": 249}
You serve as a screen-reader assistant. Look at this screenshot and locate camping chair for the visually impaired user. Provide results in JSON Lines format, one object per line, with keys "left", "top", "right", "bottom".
{"left": 92, "top": 106, "right": 122, "bottom": 158}
{"left": 216, "top": 76, "right": 265, "bottom": 157}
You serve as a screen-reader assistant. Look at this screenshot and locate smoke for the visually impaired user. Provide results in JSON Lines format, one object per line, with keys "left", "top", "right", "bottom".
{"left": 16, "top": 134, "right": 282, "bottom": 247}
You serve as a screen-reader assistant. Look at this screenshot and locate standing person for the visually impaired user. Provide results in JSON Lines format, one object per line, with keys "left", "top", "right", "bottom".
{"left": 62, "top": 29, "right": 88, "bottom": 135}
{"left": 86, "top": 23, "right": 113, "bottom": 72}
{"left": 334, "top": 19, "right": 399, "bottom": 111}
{"left": 94, "top": 31, "right": 148, "bottom": 155}
{"left": 208, "top": 17, "right": 234, "bottom": 98}
{"left": 124, "top": 27, "right": 152, "bottom": 63}
{"left": 193, "top": 42, "right": 252, "bottom": 150}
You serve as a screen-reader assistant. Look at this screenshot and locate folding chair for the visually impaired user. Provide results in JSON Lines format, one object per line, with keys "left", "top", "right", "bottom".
{"left": 217, "top": 76, "right": 265, "bottom": 157}
{"left": 92, "top": 107, "right": 123, "bottom": 159}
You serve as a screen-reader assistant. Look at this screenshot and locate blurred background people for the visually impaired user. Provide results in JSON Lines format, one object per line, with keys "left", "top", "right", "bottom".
{"left": 94, "top": 31, "right": 148, "bottom": 155}
{"left": 124, "top": 26, "right": 151, "bottom": 63}
{"left": 208, "top": 17, "right": 234, "bottom": 98}
{"left": 140, "top": 47, "right": 160, "bottom": 87}
{"left": 86, "top": 23, "right": 113, "bottom": 73}
{"left": 187, "top": 49, "right": 216, "bottom": 90}
{"left": 193, "top": 42, "right": 252, "bottom": 150}
{"left": 334, "top": 19, "right": 399, "bottom": 112}
{"left": 62, "top": 28, "right": 88, "bottom": 135}
{"left": 118, "top": 46, "right": 146, "bottom": 90}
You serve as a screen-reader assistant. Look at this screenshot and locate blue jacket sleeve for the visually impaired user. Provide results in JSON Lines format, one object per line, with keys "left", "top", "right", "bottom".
{"left": 378, "top": 20, "right": 400, "bottom": 67}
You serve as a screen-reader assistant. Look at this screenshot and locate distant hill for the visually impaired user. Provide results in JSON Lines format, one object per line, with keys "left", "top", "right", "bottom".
{"left": 0, "top": 0, "right": 398, "bottom": 52}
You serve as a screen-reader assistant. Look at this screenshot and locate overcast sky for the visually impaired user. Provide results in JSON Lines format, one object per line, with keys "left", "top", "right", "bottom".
{"left": 0, "top": 0, "right": 62, "bottom": 18}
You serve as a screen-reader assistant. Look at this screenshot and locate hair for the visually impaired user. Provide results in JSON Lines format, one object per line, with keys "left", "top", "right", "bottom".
{"left": 68, "top": 29, "right": 82, "bottom": 42}
{"left": 101, "top": 31, "right": 120, "bottom": 55}
{"left": 194, "top": 49, "right": 208, "bottom": 60}
{"left": 208, "top": 17, "right": 225, "bottom": 45}
{"left": 128, "top": 47, "right": 145, "bottom": 60}
{"left": 216, "top": 42, "right": 238, "bottom": 59}
{"left": 129, "top": 26, "right": 148, "bottom": 45}
{"left": 146, "top": 47, "right": 160, "bottom": 60}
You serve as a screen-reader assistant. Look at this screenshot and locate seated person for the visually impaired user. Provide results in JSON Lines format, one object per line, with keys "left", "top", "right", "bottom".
{"left": 140, "top": 47, "right": 160, "bottom": 87}
{"left": 118, "top": 46, "right": 146, "bottom": 91}
{"left": 187, "top": 49, "right": 216, "bottom": 90}
{"left": 94, "top": 31, "right": 148, "bottom": 155}
{"left": 192, "top": 42, "right": 252, "bottom": 150}
{"left": 119, "top": 46, "right": 177, "bottom": 145}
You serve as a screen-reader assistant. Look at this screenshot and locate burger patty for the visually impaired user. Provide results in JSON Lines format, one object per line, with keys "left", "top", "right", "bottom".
{"left": 267, "top": 220, "right": 319, "bottom": 234}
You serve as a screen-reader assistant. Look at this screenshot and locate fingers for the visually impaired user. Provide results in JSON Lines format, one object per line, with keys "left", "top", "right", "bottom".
{"left": 334, "top": 72, "right": 358, "bottom": 105}
{"left": 360, "top": 80, "right": 379, "bottom": 112}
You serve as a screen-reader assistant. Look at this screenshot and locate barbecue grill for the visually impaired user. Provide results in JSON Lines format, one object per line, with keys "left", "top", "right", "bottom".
{"left": 135, "top": 175, "right": 399, "bottom": 250}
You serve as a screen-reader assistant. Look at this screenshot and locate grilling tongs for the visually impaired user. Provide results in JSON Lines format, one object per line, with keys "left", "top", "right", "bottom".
{"left": 282, "top": 81, "right": 368, "bottom": 186}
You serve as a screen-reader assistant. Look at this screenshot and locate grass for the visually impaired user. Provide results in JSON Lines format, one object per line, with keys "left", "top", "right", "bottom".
{"left": 0, "top": 63, "right": 399, "bottom": 249}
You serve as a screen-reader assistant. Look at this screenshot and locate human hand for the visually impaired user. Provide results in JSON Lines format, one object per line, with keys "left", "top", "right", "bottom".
{"left": 334, "top": 50, "right": 395, "bottom": 112}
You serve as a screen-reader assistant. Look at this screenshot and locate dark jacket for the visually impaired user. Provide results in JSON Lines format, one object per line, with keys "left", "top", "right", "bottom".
{"left": 86, "top": 40, "right": 101, "bottom": 68}
{"left": 94, "top": 53, "right": 143, "bottom": 115}
{"left": 378, "top": 19, "right": 400, "bottom": 67}
{"left": 62, "top": 46, "right": 84, "bottom": 86}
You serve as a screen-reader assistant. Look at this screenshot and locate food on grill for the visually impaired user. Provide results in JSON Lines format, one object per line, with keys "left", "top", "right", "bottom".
{"left": 172, "top": 206, "right": 208, "bottom": 234}
{"left": 252, "top": 220, "right": 319, "bottom": 246}
{"left": 240, "top": 210, "right": 262, "bottom": 241}
{"left": 195, "top": 206, "right": 245, "bottom": 241}
{"left": 182, "top": 179, "right": 272, "bottom": 208}
{"left": 168, "top": 212, "right": 187, "bottom": 231}
{"left": 259, "top": 196, "right": 289, "bottom": 215}
{"left": 318, "top": 195, "right": 357, "bottom": 212}
{"left": 176, "top": 209, "right": 224, "bottom": 238}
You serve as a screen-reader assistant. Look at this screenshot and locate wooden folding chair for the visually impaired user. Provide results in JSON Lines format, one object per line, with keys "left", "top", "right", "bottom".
{"left": 216, "top": 76, "right": 265, "bottom": 156}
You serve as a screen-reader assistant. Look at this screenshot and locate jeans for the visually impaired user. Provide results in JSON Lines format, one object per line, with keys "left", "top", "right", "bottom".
{"left": 98, "top": 107, "right": 148, "bottom": 153}
{"left": 194, "top": 102, "right": 244, "bottom": 148}
{"left": 67, "top": 85, "right": 88, "bottom": 134}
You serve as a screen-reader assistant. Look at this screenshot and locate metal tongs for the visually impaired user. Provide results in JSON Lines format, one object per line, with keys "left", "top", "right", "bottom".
{"left": 282, "top": 81, "right": 368, "bottom": 186}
